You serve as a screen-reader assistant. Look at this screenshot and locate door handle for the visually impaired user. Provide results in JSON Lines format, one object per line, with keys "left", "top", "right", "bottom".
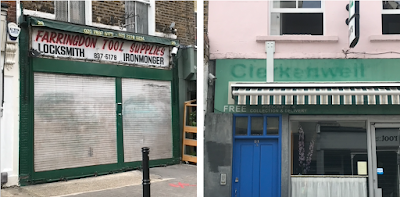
{"left": 235, "top": 177, "right": 239, "bottom": 182}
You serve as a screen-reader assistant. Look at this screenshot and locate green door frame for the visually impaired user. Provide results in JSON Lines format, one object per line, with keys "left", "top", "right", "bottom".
{"left": 19, "top": 19, "right": 181, "bottom": 185}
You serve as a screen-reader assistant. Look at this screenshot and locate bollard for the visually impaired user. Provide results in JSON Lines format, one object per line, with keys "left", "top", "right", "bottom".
{"left": 142, "top": 147, "right": 150, "bottom": 197}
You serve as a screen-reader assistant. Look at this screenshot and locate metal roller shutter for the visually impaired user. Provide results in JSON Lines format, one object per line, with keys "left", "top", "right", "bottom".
{"left": 34, "top": 73, "right": 117, "bottom": 172}
{"left": 122, "top": 78, "right": 172, "bottom": 162}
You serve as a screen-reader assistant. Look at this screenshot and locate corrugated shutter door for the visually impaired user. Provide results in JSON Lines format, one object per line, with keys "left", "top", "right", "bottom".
{"left": 34, "top": 73, "right": 117, "bottom": 172}
{"left": 122, "top": 78, "right": 172, "bottom": 162}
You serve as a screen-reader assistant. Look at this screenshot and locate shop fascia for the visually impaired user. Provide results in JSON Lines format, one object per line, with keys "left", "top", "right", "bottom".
{"left": 30, "top": 25, "right": 176, "bottom": 68}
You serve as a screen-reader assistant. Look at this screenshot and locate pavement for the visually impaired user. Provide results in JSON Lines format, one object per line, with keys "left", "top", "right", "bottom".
{"left": 1, "top": 164, "right": 196, "bottom": 197}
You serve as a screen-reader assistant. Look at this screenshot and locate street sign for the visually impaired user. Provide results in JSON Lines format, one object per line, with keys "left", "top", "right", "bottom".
{"left": 347, "top": 0, "right": 359, "bottom": 48}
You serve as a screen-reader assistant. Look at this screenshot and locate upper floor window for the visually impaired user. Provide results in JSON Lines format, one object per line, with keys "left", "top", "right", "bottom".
{"left": 270, "top": 1, "right": 323, "bottom": 35}
{"left": 125, "top": 0, "right": 150, "bottom": 34}
{"left": 382, "top": 1, "right": 400, "bottom": 34}
{"left": 54, "top": 1, "right": 150, "bottom": 34}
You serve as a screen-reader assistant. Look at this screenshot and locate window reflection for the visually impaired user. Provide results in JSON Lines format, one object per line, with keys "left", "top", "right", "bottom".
{"left": 383, "top": 1, "right": 400, "bottom": 9}
{"left": 235, "top": 117, "right": 248, "bottom": 136}
{"left": 291, "top": 121, "right": 367, "bottom": 175}
{"left": 251, "top": 117, "right": 264, "bottom": 135}
{"left": 298, "top": 1, "right": 321, "bottom": 8}
{"left": 267, "top": 117, "right": 279, "bottom": 135}
{"left": 273, "top": 1, "right": 296, "bottom": 8}
{"left": 273, "top": 0, "right": 321, "bottom": 8}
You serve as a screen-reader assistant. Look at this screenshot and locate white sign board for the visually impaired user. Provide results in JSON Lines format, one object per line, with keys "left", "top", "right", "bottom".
{"left": 349, "top": 0, "right": 356, "bottom": 18}
{"left": 348, "top": 16, "right": 356, "bottom": 46}
{"left": 31, "top": 28, "right": 170, "bottom": 67}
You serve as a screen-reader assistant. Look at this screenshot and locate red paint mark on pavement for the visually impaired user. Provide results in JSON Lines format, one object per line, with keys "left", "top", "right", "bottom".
{"left": 169, "top": 182, "right": 197, "bottom": 188}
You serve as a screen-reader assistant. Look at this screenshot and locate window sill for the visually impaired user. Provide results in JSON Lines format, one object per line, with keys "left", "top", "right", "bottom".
{"left": 256, "top": 35, "right": 339, "bottom": 43}
{"left": 291, "top": 175, "right": 368, "bottom": 178}
{"left": 369, "top": 35, "right": 400, "bottom": 42}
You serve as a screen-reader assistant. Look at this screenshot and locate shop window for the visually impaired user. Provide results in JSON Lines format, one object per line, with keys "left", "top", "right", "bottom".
{"left": 270, "top": 1, "right": 323, "bottom": 35}
{"left": 382, "top": 1, "right": 400, "bottom": 34}
{"left": 234, "top": 115, "right": 280, "bottom": 136}
{"left": 291, "top": 120, "right": 368, "bottom": 197}
{"left": 291, "top": 120, "right": 367, "bottom": 175}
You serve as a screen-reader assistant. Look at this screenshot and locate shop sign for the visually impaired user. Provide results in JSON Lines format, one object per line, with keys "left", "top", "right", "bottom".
{"left": 31, "top": 28, "right": 170, "bottom": 67}
{"left": 375, "top": 129, "right": 399, "bottom": 147}
{"left": 222, "top": 105, "right": 308, "bottom": 114}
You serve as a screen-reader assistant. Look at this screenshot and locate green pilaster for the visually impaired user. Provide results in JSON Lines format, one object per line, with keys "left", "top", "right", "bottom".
{"left": 115, "top": 78, "right": 124, "bottom": 165}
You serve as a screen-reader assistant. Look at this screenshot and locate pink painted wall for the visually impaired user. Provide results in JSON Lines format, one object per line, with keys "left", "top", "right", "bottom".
{"left": 208, "top": 1, "right": 400, "bottom": 59}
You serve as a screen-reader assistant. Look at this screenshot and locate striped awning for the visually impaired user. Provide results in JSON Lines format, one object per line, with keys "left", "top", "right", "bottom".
{"left": 231, "top": 83, "right": 400, "bottom": 105}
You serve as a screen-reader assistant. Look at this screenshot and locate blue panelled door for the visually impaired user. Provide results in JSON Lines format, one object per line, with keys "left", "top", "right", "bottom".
{"left": 233, "top": 139, "right": 279, "bottom": 197}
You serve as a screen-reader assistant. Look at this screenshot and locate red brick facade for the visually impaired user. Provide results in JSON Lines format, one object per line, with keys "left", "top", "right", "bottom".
{"left": 155, "top": 1, "right": 195, "bottom": 46}
{"left": 5, "top": 1, "right": 196, "bottom": 46}
{"left": 3, "top": 1, "right": 16, "bottom": 22}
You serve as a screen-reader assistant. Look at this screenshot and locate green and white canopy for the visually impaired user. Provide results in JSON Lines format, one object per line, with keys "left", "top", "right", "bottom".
{"left": 231, "top": 83, "right": 400, "bottom": 105}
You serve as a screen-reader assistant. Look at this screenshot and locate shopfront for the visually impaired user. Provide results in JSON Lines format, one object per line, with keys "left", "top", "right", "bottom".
{"left": 19, "top": 16, "right": 180, "bottom": 185}
{"left": 205, "top": 58, "right": 400, "bottom": 197}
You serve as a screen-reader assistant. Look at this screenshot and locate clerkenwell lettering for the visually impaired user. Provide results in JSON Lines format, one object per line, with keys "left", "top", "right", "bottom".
{"left": 31, "top": 28, "right": 170, "bottom": 67}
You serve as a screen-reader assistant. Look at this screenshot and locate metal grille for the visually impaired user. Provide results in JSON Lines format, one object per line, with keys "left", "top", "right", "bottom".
{"left": 34, "top": 73, "right": 117, "bottom": 172}
{"left": 122, "top": 78, "right": 172, "bottom": 162}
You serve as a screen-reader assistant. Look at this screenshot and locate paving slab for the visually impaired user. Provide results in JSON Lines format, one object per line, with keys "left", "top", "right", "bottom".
{"left": 1, "top": 164, "right": 196, "bottom": 197}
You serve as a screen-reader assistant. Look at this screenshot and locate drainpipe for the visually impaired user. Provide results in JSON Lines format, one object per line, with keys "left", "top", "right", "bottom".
{"left": 266, "top": 41, "right": 275, "bottom": 82}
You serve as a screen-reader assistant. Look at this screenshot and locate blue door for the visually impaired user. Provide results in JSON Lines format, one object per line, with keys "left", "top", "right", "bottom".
{"left": 232, "top": 139, "right": 279, "bottom": 197}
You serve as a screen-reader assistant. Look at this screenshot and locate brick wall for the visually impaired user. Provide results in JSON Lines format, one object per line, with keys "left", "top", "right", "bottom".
{"left": 21, "top": 1, "right": 54, "bottom": 14}
{"left": 204, "top": 1, "right": 209, "bottom": 60}
{"left": 2, "top": 1, "right": 17, "bottom": 22}
{"left": 204, "top": 1, "right": 208, "bottom": 33}
{"left": 156, "top": 1, "right": 195, "bottom": 46}
{"left": 9, "top": 1, "right": 195, "bottom": 46}
{"left": 92, "top": 1, "right": 125, "bottom": 26}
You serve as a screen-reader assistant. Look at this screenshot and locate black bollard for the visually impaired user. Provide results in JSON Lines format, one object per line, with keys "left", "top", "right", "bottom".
{"left": 142, "top": 147, "right": 150, "bottom": 197}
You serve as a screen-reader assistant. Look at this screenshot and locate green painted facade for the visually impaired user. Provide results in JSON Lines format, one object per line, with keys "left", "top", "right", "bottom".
{"left": 215, "top": 59, "right": 400, "bottom": 114}
{"left": 19, "top": 17, "right": 180, "bottom": 186}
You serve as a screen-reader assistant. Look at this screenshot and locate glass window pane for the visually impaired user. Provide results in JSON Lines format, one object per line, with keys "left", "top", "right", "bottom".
{"left": 375, "top": 128, "right": 400, "bottom": 197}
{"left": 281, "top": 13, "right": 323, "bottom": 35}
{"left": 251, "top": 117, "right": 264, "bottom": 136}
{"left": 383, "top": 1, "right": 400, "bottom": 9}
{"left": 267, "top": 117, "right": 279, "bottom": 135}
{"left": 291, "top": 121, "right": 367, "bottom": 175}
{"left": 273, "top": 1, "right": 296, "bottom": 8}
{"left": 382, "top": 14, "right": 400, "bottom": 34}
{"left": 235, "top": 117, "right": 248, "bottom": 136}
{"left": 298, "top": 1, "right": 321, "bottom": 8}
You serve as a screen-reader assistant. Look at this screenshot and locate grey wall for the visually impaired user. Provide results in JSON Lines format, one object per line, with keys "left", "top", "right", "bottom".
{"left": 281, "top": 114, "right": 290, "bottom": 197}
{"left": 204, "top": 113, "right": 233, "bottom": 197}
{"left": 206, "top": 60, "right": 215, "bottom": 113}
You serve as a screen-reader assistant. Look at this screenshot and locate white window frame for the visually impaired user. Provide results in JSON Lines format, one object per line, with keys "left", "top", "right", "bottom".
{"left": 381, "top": 1, "right": 400, "bottom": 35}
{"left": 382, "top": 1, "right": 400, "bottom": 14}
{"left": 269, "top": 0, "right": 325, "bottom": 35}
